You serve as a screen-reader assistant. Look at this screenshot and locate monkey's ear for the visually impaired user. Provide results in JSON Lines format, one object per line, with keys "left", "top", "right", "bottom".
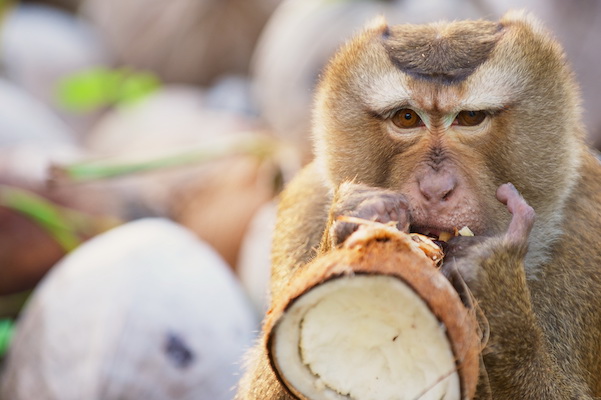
{"left": 363, "top": 15, "right": 390, "bottom": 35}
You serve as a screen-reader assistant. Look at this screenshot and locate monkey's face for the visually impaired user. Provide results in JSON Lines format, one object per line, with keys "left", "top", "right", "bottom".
{"left": 313, "top": 12, "right": 583, "bottom": 238}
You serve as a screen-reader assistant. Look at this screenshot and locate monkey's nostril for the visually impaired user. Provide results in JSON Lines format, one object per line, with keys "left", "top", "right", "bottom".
{"left": 442, "top": 189, "right": 453, "bottom": 201}
{"left": 418, "top": 174, "right": 457, "bottom": 204}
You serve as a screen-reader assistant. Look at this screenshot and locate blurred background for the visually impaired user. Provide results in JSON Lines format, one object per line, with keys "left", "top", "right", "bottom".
{"left": 0, "top": 0, "right": 599, "bottom": 398}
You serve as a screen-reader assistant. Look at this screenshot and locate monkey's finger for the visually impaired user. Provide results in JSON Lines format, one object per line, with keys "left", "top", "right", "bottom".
{"left": 496, "top": 183, "right": 536, "bottom": 245}
{"left": 445, "top": 236, "right": 487, "bottom": 260}
{"left": 330, "top": 221, "right": 359, "bottom": 247}
{"left": 358, "top": 197, "right": 410, "bottom": 228}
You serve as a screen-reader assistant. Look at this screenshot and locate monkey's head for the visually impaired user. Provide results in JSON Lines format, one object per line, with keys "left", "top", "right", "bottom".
{"left": 313, "top": 11, "right": 584, "bottom": 255}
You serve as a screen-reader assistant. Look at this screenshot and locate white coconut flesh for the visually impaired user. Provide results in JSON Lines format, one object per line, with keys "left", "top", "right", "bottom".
{"left": 272, "top": 275, "right": 460, "bottom": 400}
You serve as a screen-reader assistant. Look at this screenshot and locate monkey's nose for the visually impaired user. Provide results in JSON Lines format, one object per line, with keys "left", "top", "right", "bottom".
{"left": 418, "top": 173, "right": 457, "bottom": 204}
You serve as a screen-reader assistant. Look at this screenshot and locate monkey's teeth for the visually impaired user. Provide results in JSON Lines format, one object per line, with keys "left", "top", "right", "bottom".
{"left": 438, "top": 231, "right": 454, "bottom": 242}
{"left": 457, "top": 226, "right": 474, "bottom": 237}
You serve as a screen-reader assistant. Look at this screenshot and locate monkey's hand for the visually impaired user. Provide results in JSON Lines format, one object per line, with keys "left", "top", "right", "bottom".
{"left": 441, "top": 184, "right": 592, "bottom": 398}
{"left": 323, "top": 182, "right": 410, "bottom": 250}
{"left": 441, "top": 182, "right": 534, "bottom": 295}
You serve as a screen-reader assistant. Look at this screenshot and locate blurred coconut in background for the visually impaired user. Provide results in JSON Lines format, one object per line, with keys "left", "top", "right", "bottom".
{"left": 0, "top": 4, "right": 111, "bottom": 137}
{"left": 80, "top": 0, "right": 281, "bottom": 86}
{"left": 0, "top": 78, "right": 79, "bottom": 182}
{"left": 237, "top": 201, "right": 277, "bottom": 314}
{"left": 0, "top": 219, "right": 258, "bottom": 400}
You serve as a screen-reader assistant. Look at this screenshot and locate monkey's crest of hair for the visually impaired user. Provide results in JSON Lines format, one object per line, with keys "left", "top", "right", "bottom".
{"left": 311, "top": 11, "right": 585, "bottom": 275}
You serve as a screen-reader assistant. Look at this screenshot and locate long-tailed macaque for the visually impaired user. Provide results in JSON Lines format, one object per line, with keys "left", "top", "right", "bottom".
{"left": 236, "top": 10, "right": 601, "bottom": 399}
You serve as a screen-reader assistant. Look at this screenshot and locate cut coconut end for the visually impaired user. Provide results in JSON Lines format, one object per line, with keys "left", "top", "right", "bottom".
{"left": 272, "top": 275, "right": 460, "bottom": 400}
{"left": 267, "top": 222, "right": 480, "bottom": 400}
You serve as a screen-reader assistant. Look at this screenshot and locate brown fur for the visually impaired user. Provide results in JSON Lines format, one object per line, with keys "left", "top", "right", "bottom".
{"left": 236, "top": 11, "right": 601, "bottom": 399}
{"left": 384, "top": 21, "right": 503, "bottom": 84}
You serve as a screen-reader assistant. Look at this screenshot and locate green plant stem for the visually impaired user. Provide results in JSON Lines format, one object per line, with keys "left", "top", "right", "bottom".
{"left": 52, "top": 136, "right": 277, "bottom": 183}
{"left": 0, "top": 186, "right": 82, "bottom": 251}
{"left": 0, "top": 186, "right": 120, "bottom": 252}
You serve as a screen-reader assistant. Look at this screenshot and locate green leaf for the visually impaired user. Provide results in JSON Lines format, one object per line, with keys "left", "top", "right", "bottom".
{"left": 56, "top": 68, "right": 117, "bottom": 112}
{"left": 117, "top": 71, "right": 161, "bottom": 105}
{"left": 0, "top": 319, "right": 14, "bottom": 357}
{"left": 56, "top": 68, "right": 161, "bottom": 112}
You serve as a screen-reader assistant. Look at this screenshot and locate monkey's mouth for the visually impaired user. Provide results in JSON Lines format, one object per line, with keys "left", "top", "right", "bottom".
{"left": 410, "top": 226, "right": 442, "bottom": 237}
{"left": 410, "top": 225, "right": 454, "bottom": 242}
{"left": 411, "top": 225, "right": 479, "bottom": 308}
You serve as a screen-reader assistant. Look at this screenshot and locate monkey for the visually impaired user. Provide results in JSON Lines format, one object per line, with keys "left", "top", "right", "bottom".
{"left": 236, "top": 10, "right": 601, "bottom": 399}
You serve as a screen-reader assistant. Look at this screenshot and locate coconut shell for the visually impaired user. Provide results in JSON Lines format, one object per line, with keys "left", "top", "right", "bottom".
{"left": 265, "top": 223, "right": 481, "bottom": 399}
{"left": 1, "top": 5, "right": 110, "bottom": 136}
{"left": 0, "top": 218, "right": 259, "bottom": 400}
{"left": 81, "top": 0, "right": 280, "bottom": 85}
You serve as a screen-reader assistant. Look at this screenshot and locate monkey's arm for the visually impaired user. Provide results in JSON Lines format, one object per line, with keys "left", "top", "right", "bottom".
{"left": 447, "top": 184, "right": 594, "bottom": 399}
{"left": 455, "top": 241, "right": 593, "bottom": 399}
{"left": 270, "top": 162, "right": 332, "bottom": 300}
{"left": 271, "top": 163, "right": 410, "bottom": 297}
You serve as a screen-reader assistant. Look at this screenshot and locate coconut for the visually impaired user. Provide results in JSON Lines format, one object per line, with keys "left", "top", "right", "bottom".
{"left": 265, "top": 221, "right": 480, "bottom": 400}
{"left": 236, "top": 200, "right": 278, "bottom": 314}
{"left": 80, "top": 0, "right": 280, "bottom": 85}
{"left": 1, "top": 4, "right": 111, "bottom": 136}
{"left": 0, "top": 218, "right": 259, "bottom": 400}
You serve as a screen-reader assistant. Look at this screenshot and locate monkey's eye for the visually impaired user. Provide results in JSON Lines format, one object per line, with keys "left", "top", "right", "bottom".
{"left": 391, "top": 108, "right": 422, "bottom": 129}
{"left": 455, "top": 110, "right": 486, "bottom": 126}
